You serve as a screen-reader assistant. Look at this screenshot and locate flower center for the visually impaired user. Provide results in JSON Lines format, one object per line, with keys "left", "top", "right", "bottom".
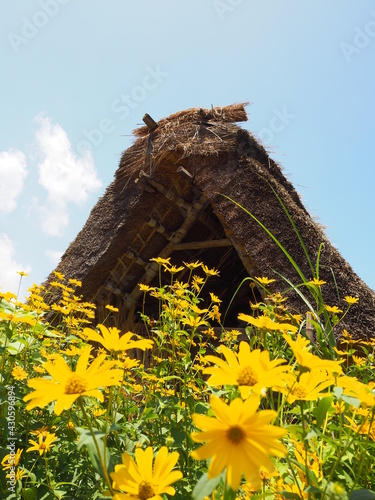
{"left": 227, "top": 425, "right": 246, "bottom": 444}
{"left": 291, "top": 384, "right": 308, "bottom": 399}
{"left": 236, "top": 365, "right": 258, "bottom": 386}
{"left": 138, "top": 480, "right": 155, "bottom": 500}
{"left": 64, "top": 374, "right": 88, "bottom": 395}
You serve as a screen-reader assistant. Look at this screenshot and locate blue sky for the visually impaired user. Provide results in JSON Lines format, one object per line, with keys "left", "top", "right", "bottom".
{"left": 1, "top": 1, "right": 375, "bottom": 299}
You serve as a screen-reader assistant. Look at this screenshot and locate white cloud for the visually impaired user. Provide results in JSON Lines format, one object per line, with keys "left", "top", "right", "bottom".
{"left": 34, "top": 114, "right": 102, "bottom": 236}
{"left": 0, "top": 233, "right": 31, "bottom": 295}
{"left": 0, "top": 149, "right": 28, "bottom": 213}
{"left": 45, "top": 249, "right": 64, "bottom": 265}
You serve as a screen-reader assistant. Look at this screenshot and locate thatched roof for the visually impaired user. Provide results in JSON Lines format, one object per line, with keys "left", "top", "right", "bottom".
{"left": 44, "top": 103, "right": 375, "bottom": 339}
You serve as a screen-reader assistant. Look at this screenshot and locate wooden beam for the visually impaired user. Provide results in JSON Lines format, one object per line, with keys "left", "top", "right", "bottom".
{"left": 173, "top": 238, "right": 232, "bottom": 251}
{"left": 138, "top": 170, "right": 190, "bottom": 210}
{"left": 142, "top": 113, "right": 158, "bottom": 131}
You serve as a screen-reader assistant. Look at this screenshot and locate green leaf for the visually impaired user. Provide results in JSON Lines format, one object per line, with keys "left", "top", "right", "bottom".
{"left": 191, "top": 471, "right": 224, "bottom": 500}
{"left": 278, "top": 492, "right": 302, "bottom": 499}
{"left": 341, "top": 394, "right": 360, "bottom": 408}
{"left": 6, "top": 340, "right": 26, "bottom": 354}
{"left": 350, "top": 490, "right": 375, "bottom": 499}
{"left": 313, "top": 395, "right": 334, "bottom": 428}
{"left": 333, "top": 386, "right": 344, "bottom": 399}
{"left": 21, "top": 488, "right": 38, "bottom": 500}
{"left": 75, "top": 427, "right": 112, "bottom": 478}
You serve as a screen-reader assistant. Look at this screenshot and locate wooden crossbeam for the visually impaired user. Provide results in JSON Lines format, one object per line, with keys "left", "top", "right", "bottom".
{"left": 173, "top": 238, "right": 232, "bottom": 251}
{"left": 138, "top": 170, "right": 190, "bottom": 210}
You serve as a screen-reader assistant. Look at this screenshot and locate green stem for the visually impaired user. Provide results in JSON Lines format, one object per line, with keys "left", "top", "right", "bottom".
{"left": 299, "top": 401, "right": 311, "bottom": 496}
{"left": 78, "top": 397, "right": 114, "bottom": 495}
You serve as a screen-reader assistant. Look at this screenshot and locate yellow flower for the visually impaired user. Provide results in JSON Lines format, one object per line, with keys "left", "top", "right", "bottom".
{"left": 336, "top": 376, "right": 375, "bottom": 408}
{"left": 83, "top": 325, "right": 153, "bottom": 353}
{"left": 191, "top": 395, "right": 287, "bottom": 491}
{"left": 332, "top": 401, "right": 346, "bottom": 414}
{"left": 6, "top": 468, "right": 27, "bottom": 482}
{"left": 308, "top": 278, "right": 326, "bottom": 286}
{"left": 118, "top": 356, "right": 140, "bottom": 370}
{"left": 292, "top": 439, "right": 323, "bottom": 483}
{"left": 30, "top": 425, "right": 56, "bottom": 438}
{"left": 324, "top": 305, "right": 343, "bottom": 314}
{"left": 66, "top": 421, "right": 75, "bottom": 430}
{"left": 208, "top": 305, "right": 221, "bottom": 322}
{"left": 238, "top": 313, "right": 298, "bottom": 334}
{"left": 255, "top": 276, "right": 275, "bottom": 285}
{"left": 23, "top": 347, "right": 123, "bottom": 415}
{"left": 164, "top": 264, "right": 184, "bottom": 274}
{"left": 12, "top": 365, "right": 28, "bottom": 381}
{"left": 68, "top": 278, "right": 82, "bottom": 287}
{"left": 17, "top": 271, "right": 29, "bottom": 277}
{"left": 33, "top": 365, "right": 46, "bottom": 374}
{"left": 202, "top": 264, "right": 219, "bottom": 277}
{"left": 344, "top": 296, "right": 359, "bottom": 305}
{"left": 209, "top": 293, "right": 222, "bottom": 304}
{"left": 183, "top": 315, "right": 209, "bottom": 329}
{"left": 192, "top": 275, "right": 205, "bottom": 291}
{"left": 105, "top": 304, "right": 119, "bottom": 313}
{"left": 184, "top": 260, "right": 202, "bottom": 270}
{"left": 283, "top": 334, "right": 343, "bottom": 375}
{"left": 352, "top": 355, "right": 366, "bottom": 367}
{"left": 345, "top": 415, "right": 375, "bottom": 441}
{"left": 2, "top": 449, "right": 23, "bottom": 470}
{"left": 139, "top": 284, "right": 155, "bottom": 292}
{"left": 278, "top": 369, "right": 334, "bottom": 404}
{"left": 204, "top": 342, "right": 292, "bottom": 398}
{"left": 27, "top": 433, "right": 58, "bottom": 455}
{"left": 150, "top": 257, "right": 171, "bottom": 265}
{"left": 92, "top": 407, "right": 106, "bottom": 418}
{"left": 111, "top": 446, "right": 183, "bottom": 500}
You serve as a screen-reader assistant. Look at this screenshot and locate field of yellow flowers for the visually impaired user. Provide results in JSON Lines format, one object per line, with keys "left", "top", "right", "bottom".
{"left": 1, "top": 259, "right": 375, "bottom": 500}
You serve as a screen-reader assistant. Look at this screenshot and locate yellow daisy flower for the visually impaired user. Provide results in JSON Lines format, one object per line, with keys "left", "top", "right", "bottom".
{"left": 68, "top": 278, "right": 82, "bottom": 287}
{"left": 202, "top": 265, "right": 219, "bottom": 277}
{"left": 254, "top": 276, "right": 276, "bottom": 285}
{"left": 209, "top": 292, "right": 222, "bottom": 304}
{"left": 150, "top": 257, "right": 171, "bottom": 266}
{"left": 111, "top": 446, "right": 183, "bottom": 500}
{"left": 343, "top": 296, "right": 359, "bottom": 305}
{"left": 16, "top": 271, "right": 29, "bottom": 277}
{"left": 27, "top": 433, "right": 58, "bottom": 456}
{"left": 283, "top": 334, "right": 343, "bottom": 375}
{"left": 82, "top": 324, "right": 153, "bottom": 353}
{"left": 12, "top": 365, "right": 28, "bottom": 381}
{"left": 238, "top": 313, "right": 298, "bottom": 334}
{"left": 204, "top": 342, "right": 292, "bottom": 398}
{"left": 278, "top": 369, "right": 334, "bottom": 404}
{"left": 336, "top": 376, "right": 375, "bottom": 408}
{"left": 191, "top": 395, "right": 287, "bottom": 491}
{"left": 1, "top": 449, "right": 23, "bottom": 470}
{"left": 308, "top": 278, "right": 326, "bottom": 286}
{"left": 183, "top": 260, "right": 202, "bottom": 270}
{"left": 23, "top": 347, "right": 123, "bottom": 415}
{"left": 324, "top": 305, "right": 343, "bottom": 314}
{"left": 105, "top": 304, "right": 119, "bottom": 313}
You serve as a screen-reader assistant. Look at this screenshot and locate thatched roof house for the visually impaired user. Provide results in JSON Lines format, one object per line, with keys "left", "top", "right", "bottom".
{"left": 45, "top": 103, "right": 375, "bottom": 339}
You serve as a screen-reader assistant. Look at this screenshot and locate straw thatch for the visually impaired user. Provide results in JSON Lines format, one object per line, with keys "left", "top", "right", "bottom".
{"left": 44, "top": 103, "right": 375, "bottom": 339}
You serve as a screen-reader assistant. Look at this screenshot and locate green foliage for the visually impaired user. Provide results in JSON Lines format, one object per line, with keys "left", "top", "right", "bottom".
{"left": 0, "top": 251, "right": 373, "bottom": 499}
